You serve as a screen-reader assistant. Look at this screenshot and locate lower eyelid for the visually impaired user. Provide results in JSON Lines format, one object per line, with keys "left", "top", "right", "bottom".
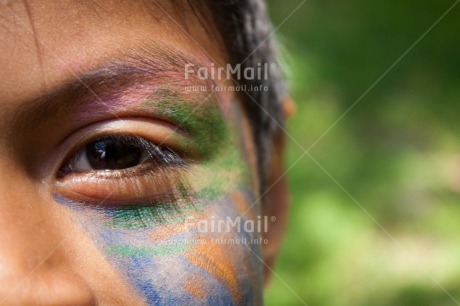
{"left": 52, "top": 172, "right": 201, "bottom": 229}
{"left": 55, "top": 163, "right": 189, "bottom": 204}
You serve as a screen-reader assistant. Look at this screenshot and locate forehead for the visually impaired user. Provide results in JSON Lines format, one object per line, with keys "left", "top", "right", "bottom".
{"left": 0, "top": 0, "right": 225, "bottom": 105}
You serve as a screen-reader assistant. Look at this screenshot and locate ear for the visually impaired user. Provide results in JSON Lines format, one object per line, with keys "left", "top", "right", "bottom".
{"left": 261, "top": 97, "right": 294, "bottom": 286}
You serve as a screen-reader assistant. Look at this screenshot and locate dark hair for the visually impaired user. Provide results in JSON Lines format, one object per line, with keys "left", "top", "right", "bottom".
{"left": 206, "top": 0, "right": 288, "bottom": 194}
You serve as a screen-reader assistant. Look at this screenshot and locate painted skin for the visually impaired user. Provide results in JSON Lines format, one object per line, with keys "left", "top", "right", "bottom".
{"left": 55, "top": 95, "right": 264, "bottom": 305}
{"left": 0, "top": 1, "right": 287, "bottom": 305}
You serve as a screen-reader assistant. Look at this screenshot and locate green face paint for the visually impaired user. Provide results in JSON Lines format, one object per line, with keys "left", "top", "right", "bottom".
{"left": 105, "top": 243, "right": 191, "bottom": 257}
{"left": 142, "top": 88, "right": 229, "bottom": 159}
{"left": 92, "top": 90, "right": 251, "bottom": 231}
{"left": 104, "top": 203, "right": 201, "bottom": 230}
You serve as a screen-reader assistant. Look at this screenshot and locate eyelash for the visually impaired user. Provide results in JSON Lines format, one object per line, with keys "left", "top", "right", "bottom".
{"left": 56, "top": 134, "right": 198, "bottom": 228}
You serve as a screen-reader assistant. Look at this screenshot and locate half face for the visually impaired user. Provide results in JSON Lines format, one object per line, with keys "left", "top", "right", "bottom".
{"left": 0, "top": 1, "right": 265, "bottom": 305}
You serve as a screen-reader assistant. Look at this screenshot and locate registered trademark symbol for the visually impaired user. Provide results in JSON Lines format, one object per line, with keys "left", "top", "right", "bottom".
{"left": 270, "top": 63, "right": 277, "bottom": 69}
{"left": 270, "top": 216, "right": 276, "bottom": 222}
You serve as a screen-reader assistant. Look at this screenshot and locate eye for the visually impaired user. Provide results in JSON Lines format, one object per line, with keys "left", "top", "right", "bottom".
{"left": 54, "top": 133, "right": 196, "bottom": 228}
{"left": 67, "top": 136, "right": 148, "bottom": 172}
{"left": 55, "top": 133, "right": 189, "bottom": 204}
{"left": 58, "top": 134, "right": 183, "bottom": 177}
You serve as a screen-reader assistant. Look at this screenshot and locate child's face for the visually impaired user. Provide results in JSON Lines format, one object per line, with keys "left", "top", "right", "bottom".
{"left": 0, "top": 1, "right": 280, "bottom": 304}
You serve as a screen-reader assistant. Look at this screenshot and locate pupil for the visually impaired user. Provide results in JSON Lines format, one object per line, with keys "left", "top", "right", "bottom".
{"left": 86, "top": 138, "right": 143, "bottom": 170}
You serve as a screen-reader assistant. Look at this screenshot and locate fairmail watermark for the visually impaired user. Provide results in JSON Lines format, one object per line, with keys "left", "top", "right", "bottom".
{"left": 184, "top": 62, "right": 274, "bottom": 81}
{"left": 184, "top": 62, "right": 277, "bottom": 92}
{"left": 185, "top": 215, "right": 276, "bottom": 234}
{"left": 104, "top": 216, "right": 276, "bottom": 256}
{"left": 184, "top": 83, "right": 269, "bottom": 92}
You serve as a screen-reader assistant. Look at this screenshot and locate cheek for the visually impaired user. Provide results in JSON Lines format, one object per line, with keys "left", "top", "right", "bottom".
{"left": 68, "top": 189, "right": 263, "bottom": 306}
{"left": 184, "top": 190, "right": 264, "bottom": 305}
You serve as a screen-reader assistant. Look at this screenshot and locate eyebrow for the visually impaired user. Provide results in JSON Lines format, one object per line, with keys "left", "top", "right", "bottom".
{"left": 10, "top": 43, "right": 213, "bottom": 138}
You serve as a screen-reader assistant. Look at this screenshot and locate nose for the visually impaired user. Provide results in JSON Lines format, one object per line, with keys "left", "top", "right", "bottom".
{"left": 0, "top": 162, "right": 95, "bottom": 305}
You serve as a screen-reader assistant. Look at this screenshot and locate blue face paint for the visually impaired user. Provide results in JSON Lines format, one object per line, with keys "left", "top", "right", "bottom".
{"left": 54, "top": 190, "right": 263, "bottom": 305}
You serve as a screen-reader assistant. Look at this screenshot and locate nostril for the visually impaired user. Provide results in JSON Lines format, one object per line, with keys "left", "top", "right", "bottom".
{"left": 0, "top": 268, "right": 96, "bottom": 306}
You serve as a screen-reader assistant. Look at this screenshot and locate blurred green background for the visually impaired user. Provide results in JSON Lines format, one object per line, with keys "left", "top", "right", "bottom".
{"left": 264, "top": 1, "right": 460, "bottom": 305}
